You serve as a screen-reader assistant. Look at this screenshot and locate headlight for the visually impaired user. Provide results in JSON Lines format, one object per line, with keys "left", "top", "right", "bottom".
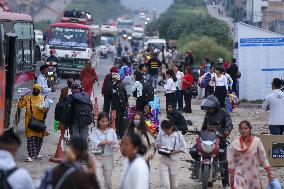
{"left": 122, "top": 34, "right": 127, "bottom": 38}
{"left": 201, "top": 140, "right": 214, "bottom": 153}
{"left": 127, "top": 36, "right": 132, "bottom": 40}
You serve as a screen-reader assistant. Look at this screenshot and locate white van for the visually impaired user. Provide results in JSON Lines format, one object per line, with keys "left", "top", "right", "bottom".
{"left": 144, "top": 38, "right": 166, "bottom": 50}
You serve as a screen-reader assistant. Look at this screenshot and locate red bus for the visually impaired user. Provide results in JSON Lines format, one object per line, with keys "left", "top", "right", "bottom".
{"left": 0, "top": 12, "right": 35, "bottom": 134}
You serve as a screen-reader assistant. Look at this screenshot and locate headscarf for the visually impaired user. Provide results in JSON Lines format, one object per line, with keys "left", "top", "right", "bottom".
{"left": 33, "top": 84, "right": 42, "bottom": 92}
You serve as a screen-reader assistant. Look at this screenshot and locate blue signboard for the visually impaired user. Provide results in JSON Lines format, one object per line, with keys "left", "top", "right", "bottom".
{"left": 240, "top": 37, "right": 284, "bottom": 47}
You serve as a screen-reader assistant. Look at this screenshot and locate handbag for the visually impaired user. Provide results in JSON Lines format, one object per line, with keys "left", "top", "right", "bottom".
{"left": 28, "top": 97, "right": 46, "bottom": 132}
{"left": 92, "top": 129, "right": 108, "bottom": 155}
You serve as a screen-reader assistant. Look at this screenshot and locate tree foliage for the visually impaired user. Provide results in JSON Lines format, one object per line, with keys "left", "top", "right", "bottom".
{"left": 177, "top": 35, "right": 232, "bottom": 65}
{"left": 146, "top": 0, "right": 232, "bottom": 48}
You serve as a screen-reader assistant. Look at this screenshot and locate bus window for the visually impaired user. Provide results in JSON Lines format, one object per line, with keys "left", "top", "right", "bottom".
{"left": 16, "top": 41, "right": 23, "bottom": 72}
{"left": 23, "top": 40, "right": 32, "bottom": 71}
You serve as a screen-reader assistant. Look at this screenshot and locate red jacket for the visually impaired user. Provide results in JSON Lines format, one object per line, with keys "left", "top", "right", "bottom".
{"left": 182, "top": 74, "right": 193, "bottom": 90}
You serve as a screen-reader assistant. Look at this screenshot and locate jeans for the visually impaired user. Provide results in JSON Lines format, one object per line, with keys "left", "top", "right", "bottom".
{"left": 149, "top": 73, "right": 158, "bottom": 89}
{"left": 166, "top": 92, "right": 177, "bottom": 111}
{"left": 184, "top": 89, "right": 192, "bottom": 113}
{"left": 176, "top": 90, "right": 184, "bottom": 110}
{"left": 269, "top": 125, "right": 284, "bottom": 135}
{"left": 116, "top": 110, "right": 127, "bottom": 138}
{"left": 70, "top": 124, "right": 89, "bottom": 141}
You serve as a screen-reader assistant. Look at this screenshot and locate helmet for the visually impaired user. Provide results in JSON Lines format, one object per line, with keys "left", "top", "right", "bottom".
{"left": 217, "top": 57, "right": 223, "bottom": 64}
{"left": 201, "top": 95, "right": 220, "bottom": 110}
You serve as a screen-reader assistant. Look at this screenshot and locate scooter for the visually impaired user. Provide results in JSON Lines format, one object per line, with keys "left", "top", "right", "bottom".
{"left": 45, "top": 61, "right": 58, "bottom": 88}
{"left": 189, "top": 128, "right": 227, "bottom": 189}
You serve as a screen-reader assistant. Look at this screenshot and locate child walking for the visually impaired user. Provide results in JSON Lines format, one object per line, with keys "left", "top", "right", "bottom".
{"left": 92, "top": 112, "right": 118, "bottom": 189}
{"left": 155, "top": 119, "right": 187, "bottom": 189}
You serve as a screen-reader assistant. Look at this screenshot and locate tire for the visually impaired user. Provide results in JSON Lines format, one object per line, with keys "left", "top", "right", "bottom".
{"left": 208, "top": 182, "right": 213, "bottom": 187}
{"left": 202, "top": 164, "right": 210, "bottom": 189}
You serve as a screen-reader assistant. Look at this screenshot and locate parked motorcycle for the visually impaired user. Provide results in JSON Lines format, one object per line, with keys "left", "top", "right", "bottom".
{"left": 45, "top": 61, "right": 58, "bottom": 88}
{"left": 189, "top": 129, "right": 227, "bottom": 189}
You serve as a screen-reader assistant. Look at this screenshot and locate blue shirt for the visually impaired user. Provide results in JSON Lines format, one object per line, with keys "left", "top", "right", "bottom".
{"left": 36, "top": 73, "right": 51, "bottom": 95}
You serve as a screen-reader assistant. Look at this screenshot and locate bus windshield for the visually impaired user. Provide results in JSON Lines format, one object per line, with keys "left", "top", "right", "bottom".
{"left": 49, "top": 27, "right": 89, "bottom": 48}
{"left": 118, "top": 21, "right": 133, "bottom": 29}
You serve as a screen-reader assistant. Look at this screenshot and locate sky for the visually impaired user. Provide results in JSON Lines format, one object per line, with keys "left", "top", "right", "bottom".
{"left": 121, "top": 0, "right": 174, "bottom": 12}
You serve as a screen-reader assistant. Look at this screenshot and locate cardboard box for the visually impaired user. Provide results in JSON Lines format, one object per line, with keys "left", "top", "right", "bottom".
{"left": 258, "top": 134, "right": 284, "bottom": 167}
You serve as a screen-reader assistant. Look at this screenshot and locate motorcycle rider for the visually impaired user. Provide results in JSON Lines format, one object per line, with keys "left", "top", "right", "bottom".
{"left": 46, "top": 49, "right": 60, "bottom": 78}
{"left": 190, "top": 95, "right": 232, "bottom": 189}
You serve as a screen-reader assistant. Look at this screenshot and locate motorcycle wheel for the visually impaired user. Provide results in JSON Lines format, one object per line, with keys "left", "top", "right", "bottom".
{"left": 202, "top": 164, "right": 210, "bottom": 189}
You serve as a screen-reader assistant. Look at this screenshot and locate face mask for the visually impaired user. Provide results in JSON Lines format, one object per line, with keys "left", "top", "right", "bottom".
{"left": 32, "top": 90, "right": 40, "bottom": 96}
{"left": 133, "top": 120, "right": 141, "bottom": 127}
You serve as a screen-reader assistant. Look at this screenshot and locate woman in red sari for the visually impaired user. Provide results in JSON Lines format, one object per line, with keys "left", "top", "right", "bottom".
{"left": 80, "top": 61, "right": 98, "bottom": 97}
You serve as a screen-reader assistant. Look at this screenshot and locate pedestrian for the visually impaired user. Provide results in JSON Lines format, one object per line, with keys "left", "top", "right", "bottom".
{"left": 119, "top": 57, "right": 132, "bottom": 80}
{"left": 184, "top": 50, "right": 194, "bottom": 68}
{"left": 155, "top": 119, "right": 187, "bottom": 189}
{"left": 60, "top": 78, "right": 74, "bottom": 100}
{"left": 92, "top": 112, "right": 117, "bottom": 189}
{"left": 37, "top": 64, "right": 52, "bottom": 95}
{"left": 131, "top": 71, "right": 146, "bottom": 112}
{"left": 173, "top": 65, "right": 184, "bottom": 111}
{"left": 120, "top": 132, "right": 149, "bottom": 189}
{"left": 40, "top": 136, "right": 99, "bottom": 189}
{"left": 126, "top": 112, "right": 155, "bottom": 165}
{"left": 122, "top": 68, "right": 133, "bottom": 97}
{"left": 147, "top": 53, "right": 162, "bottom": 90}
{"left": 226, "top": 58, "right": 239, "bottom": 94}
{"left": 102, "top": 67, "right": 119, "bottom": 114}
{"left": 167, "top": 104, "right": 188, "bottom": 135}
{"left": 111, "top": 73, "right": 128, "bottom": 139}
{"left": 117, "top": 43, "right": 123, "bottom": 58}
{"left": 262, "top": 78, "right": 284, "bottom": 135}
{"left": 18, "top": 84, "right": 49, "bottom": 162}
{"left": 0, "top": 130, "right": 35, "bottom": 189}
{"left": 122, "top": 46, "right": 131, "bottom": 58}
{"left": 80, "top": 61, "right": 98, "bottom": 97}
{"left": 109, "top": 43, "right": 116, "bottom": 61}
{"left": 164, "top": 69, "right": 178, "bottom": 111}
{"left": 203, "top": 58, "right": 211, "bottom": 73}
{"left": 228, "top": 120, "right": 273, "bottom": 189}
{"left": 182, "top": 66, "right": 194, "bottom": 113}
{"left": 139, "top": 63, "right": 150, "bottom": 82}
{"left": 69, "top": 83, "right": 93, "bottom": 140}
{"left": 214, "top": 67, "right": 228, "bottom": 108}
{"left": 197, "top": 66, "right": 205, "bottom": 100}
{"left": 204, "top": 65, "right": 216, "bottom": 97}
{"left": 144, "top": 104, "right": 155, "bottom": 123}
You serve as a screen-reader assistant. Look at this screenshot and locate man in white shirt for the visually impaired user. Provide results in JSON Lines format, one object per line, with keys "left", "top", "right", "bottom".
{"left": 36, "top": 65, "right": 52, "bottom": 95}
{"left": 262, "top": 78, "right": 284, "bottom": 135}
{"left": 0, "top": 130, "right": 35, "bottom": 189}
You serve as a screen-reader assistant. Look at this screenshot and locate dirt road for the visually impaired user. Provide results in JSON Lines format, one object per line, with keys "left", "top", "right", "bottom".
{"left": 15, "top": 56, "right": 284, "bottom": 188}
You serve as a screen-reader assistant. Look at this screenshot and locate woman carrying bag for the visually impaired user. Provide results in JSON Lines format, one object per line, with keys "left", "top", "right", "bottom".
{"left": 182, "top": 66, "right": 194, "bottom": 113}
{"left": 18, "top": 84, "right": 49, "bottom": 162}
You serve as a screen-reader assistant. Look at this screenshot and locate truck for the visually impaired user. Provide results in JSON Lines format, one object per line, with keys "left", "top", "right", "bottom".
{"left": 45, "top": 11, "right": 100, "bottom": 76}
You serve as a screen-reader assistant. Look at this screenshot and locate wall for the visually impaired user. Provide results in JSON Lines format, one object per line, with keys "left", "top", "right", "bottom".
{"left": 246, "top": 0, "right": 268, "bottom": 23}
{"left": 234, "top": 22, "right": 284, "bottom": 100}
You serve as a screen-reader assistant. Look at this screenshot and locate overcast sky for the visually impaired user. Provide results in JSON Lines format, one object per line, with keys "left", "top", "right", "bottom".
{"left": 121, "top": 0, "right": 173, "bottom": 12}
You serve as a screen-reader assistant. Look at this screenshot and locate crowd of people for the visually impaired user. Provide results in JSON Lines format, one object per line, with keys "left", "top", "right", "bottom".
{"left": 1, "top": 45, "right": 284, "bottom": 189}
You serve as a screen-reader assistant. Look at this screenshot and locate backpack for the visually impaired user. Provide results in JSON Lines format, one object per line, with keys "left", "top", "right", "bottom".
{"left": 72, "top": 92, "right": 93, "bottom": 127}
{"left": 142, "top": 81, "right": 154, "bottom": 102}
{"left": 55, "top": 96, "right": 73, "bottom": 125}
{"left": 105, "top": 74, "right": 113, "bottom": 95}
{"left": 199, "top": 73, "right": 211, "bottom": 88}
{"left": 39, "top": 164, "right": 77, "bottom": 189}
{"left": 0, "top": 167, "right": 18, "bottom": 189}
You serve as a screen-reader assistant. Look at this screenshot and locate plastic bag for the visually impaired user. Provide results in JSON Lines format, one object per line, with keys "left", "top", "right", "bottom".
{"left": 53, "top": 120, "right": 59, "bottom": 132}
{"left": 267, "top": 178, "right": 282, "bottom": 189}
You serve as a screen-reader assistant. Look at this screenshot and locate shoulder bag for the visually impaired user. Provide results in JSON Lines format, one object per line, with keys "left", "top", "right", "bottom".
{"left": 28, "top": 97, "right": 47, "bottom": 132}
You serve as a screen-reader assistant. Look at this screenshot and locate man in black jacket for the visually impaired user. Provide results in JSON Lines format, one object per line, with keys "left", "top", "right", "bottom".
{"left": 167, "top": 104, "right": 188, "bottom": 135}
{"left": 200, "top": 95, "right": 233, "bottom": 188}
{"left": 226, "top": 58, "right": 239, "bottom": 94}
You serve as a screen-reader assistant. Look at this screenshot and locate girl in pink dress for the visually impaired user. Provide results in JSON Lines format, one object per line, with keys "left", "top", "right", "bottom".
{"left": 228, "top": 120, "right": 273, "bottom": 189}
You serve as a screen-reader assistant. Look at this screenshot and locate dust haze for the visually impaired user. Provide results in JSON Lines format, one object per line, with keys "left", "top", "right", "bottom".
{"left": 121, "top": 0, "right": 173, "bottom": 12}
